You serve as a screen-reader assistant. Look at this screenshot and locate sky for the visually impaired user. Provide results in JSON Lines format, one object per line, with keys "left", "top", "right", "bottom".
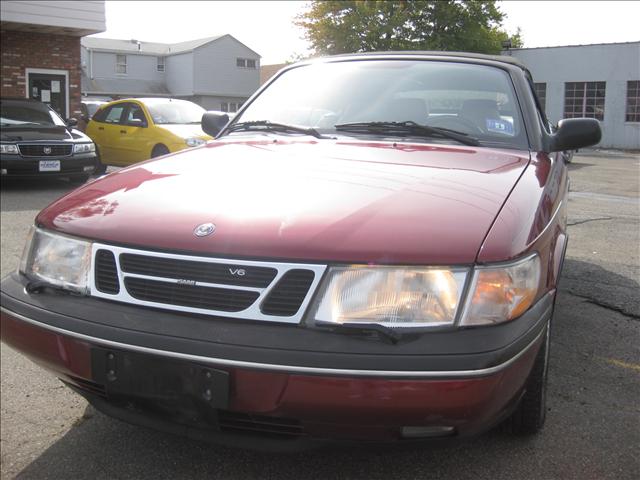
{"left": 91, "top": 1, "right": 640, "bottom": 65}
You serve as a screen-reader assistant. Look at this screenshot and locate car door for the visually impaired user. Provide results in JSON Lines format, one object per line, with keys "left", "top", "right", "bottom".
{"left": 88, "top": 103, "right": 128, "bottom": 165}
{"left": 116, "top": 102, "right": 155, "bottom": 165}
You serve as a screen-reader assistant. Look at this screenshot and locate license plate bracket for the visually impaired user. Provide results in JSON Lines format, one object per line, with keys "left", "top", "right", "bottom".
{"left": 39, "top": 160, "right": 61, "bottom": 172}
{"left": 91, "top": 348, "right": 230, "bottom": 409}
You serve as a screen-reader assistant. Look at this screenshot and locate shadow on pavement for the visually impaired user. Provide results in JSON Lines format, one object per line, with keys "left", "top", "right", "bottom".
{"left": 12, "top": 406, "right": 545, "bottom": 480}
{"left": 560, "top": 258, "right": 640, "bottom": 318}
{"left": 566, "top": 161, "right": 595, "bottom": 171}
{"left": 0, "top": 177, "right": 86, "bottom": 213}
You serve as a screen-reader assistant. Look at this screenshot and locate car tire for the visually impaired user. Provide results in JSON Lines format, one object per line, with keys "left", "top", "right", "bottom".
{"left": 507, "top": 323, "right": 550, "bottom": 435}
{"left": 151, "top": 144, "right": 170, "bottom": 158}
{"left": 94, "top": 147, "right": 107, "bottom": 175}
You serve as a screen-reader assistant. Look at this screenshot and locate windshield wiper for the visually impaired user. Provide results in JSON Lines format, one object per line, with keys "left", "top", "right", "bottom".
{"left": 225, "top": 120, "right": 329, "bottom": 139}
{"left": 334, "top": 121, "right": 480, "bottom": 146}
{"left": 314, "top": 320, "right": 402, "bottom": 344}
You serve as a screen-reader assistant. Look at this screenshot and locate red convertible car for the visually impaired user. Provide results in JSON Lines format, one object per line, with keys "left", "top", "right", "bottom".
{"left": 0, "top": 52, "right": 600, "bottom": 449}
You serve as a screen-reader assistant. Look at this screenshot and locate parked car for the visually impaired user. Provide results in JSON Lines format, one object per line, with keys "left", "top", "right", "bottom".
{"left": 78, "top": 99, "right": 107, "bottom": 132}
{"left": 0, "top": 98, "right": 97, "bottom": 181}
{"left": 86, "top": 98, "right": 213, "bottom": 173}
{"left": 0, "top": 52, "right": 601, "bottom": 448}
{"left": 561, "top": 150, "right": 575, "bottom": 162}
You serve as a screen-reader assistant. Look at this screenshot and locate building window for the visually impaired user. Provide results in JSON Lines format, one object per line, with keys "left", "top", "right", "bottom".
{"left": 564, "top": 81, "right": 606, "bottom": 121}
{"left": 157, "top": 57, "right": 165, "bottom": 72}
{"left": 534, "top": 83, "right": 546, "bottom": 114}
{"left": 116, "top": 54, "right": 127, "bottom": 74}
{"left": 236, "top": 58, "right": 256, "bottom": 69}
{"left": 626, "top": 80, "right": 640, "bottom": 122}
{"left": 221, "top": 102, "right": 239, "bottom": 113}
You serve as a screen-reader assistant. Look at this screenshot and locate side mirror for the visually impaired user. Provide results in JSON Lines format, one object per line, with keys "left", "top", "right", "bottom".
{"left": 550, "top": 118, "right": 601, "bottom": 152}
{"left": 127, "top": 118, "right": 145, "bottom": 127}
{"left": 66, "top": 117, "right": 78, "bottom": 128}
{"left": 202, "top": 112, "right": 230, "bottom": 137}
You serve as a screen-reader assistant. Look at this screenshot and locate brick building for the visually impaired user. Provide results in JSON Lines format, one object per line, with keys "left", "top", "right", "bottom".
{"left": 1, "top": 1, "right": 105, "bottom": 119}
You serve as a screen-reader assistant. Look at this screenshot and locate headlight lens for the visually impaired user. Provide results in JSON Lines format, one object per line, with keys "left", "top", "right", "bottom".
{"left": 1, "top": 144, "right": 19, "bottom": 154}
{"left": 185, "top": 137, "right": 206, "bottom": 147}
{"left": 73, "top": 143, "right": 95, "bottom": 154}
{"left": 19, "top": 227, "right": 92, "bottom": 294}
{"left": 311, "top": 267, "right": 468, "bottom": 327}
{"left": 460, "top": 254, "right": 540, "bottom": 326}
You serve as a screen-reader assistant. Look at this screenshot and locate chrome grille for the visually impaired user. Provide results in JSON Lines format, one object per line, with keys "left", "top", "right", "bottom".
{"left": 89, "top": 244, "right": 326, "bottom": 324}
{"left": 18, "top": 144, "right": 73, "bottom": 157}
{"left": 124, "top": 277, "right": 260, "bottom": 312}
{"left": 261, "top": 269, "right": 316, "bottom": 316}
{"left": 95, "top": 249, "right": 119, "bottom": 294}
{"left": 120, "top": 253, "right": 277, "bottom": 288}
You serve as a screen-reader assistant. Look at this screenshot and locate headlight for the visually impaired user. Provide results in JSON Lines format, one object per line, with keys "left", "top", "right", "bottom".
{"left": 310, "top": 267, "right": 469, "bottom": 327}
{"left": 19, "top": 227, "right": 92, "bottom": 294}
{"left": 185, "top": 137, "right": 206, "bottom": 147}
{"left": 460, "top": 254, "right": 540, "bottom": 326}
{"left": 1, "top": 144, "right": 19, "bottom": 154}
{"left": 73, "top": 143, "right": 95, "bottom": 154}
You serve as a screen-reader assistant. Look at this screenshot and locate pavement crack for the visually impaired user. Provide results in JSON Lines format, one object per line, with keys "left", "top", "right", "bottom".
{"left": 567, "top": 292, "right": 640, "bottom": 320}
{"left": 567, "top": 216, "right": 613, "bottom": 226}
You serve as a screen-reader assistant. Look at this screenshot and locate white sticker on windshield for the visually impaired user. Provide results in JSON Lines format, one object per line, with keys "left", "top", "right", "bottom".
{"left": 486, "top": 118, "right": 514, "bottom": 136}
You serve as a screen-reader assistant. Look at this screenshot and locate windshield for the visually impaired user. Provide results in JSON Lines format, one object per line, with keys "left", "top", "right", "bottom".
{"left": 0, "top": 103, "right": 66, "bottom": 127}
{"left": 146, "top": 100, "right": 206, "bottom": 125}
{"left": 234, "top": 60, "right": 527, "bottom": 149}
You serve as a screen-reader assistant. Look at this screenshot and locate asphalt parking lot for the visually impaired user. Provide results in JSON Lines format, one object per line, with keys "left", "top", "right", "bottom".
{"left": 1, "top": 151, "right": 639, "bottom": 480}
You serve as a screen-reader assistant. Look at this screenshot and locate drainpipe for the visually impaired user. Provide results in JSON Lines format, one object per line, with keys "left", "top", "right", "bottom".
{"left": 89, "top": 48, "right": 94, "bottom": 79}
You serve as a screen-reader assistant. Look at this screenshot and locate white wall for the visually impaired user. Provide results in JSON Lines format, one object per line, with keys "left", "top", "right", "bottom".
{"left": 0, "top": 0, "right": 105, "bottom": 35}
{"left": 165, "top": 53, "right": 194, "bottom": 96}
{"left": 88, "top": 50, "right": 165, "bottom": 83}
{"left": 192, "top": 95, "right": 247, "bottom": 111}
{"left": 506, "top": 42, "right": 640, "bottom": 149}
{"left": 192, "top": 35, "right": 259, "bottom": 98}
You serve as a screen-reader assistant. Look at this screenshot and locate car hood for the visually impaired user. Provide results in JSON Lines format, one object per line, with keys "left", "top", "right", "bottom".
{"left": 0, "top": 125, "right": 83, "bottom": 142}
{"left": 157, "top": 123, "right": 211, "bottom": 139}
{"left": 37, "top": 138, "right": 530, "bottom": 264}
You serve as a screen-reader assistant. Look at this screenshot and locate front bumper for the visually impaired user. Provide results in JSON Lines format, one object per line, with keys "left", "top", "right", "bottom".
{"left": 0, "top": 153, "right": 97, "bottom": 177}
{"left": 0, "top": 272, "right": 552, "bottom": 447}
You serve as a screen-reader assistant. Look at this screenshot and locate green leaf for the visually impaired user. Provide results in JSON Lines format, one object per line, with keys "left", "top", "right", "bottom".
{"left": 295, "top": 1, "right": 523, "bottom": 56}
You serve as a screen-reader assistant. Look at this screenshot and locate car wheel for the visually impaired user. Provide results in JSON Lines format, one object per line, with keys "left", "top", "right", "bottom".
{"left": 508, "top": 323, "right": 550, "bottom": 435}
{"left": 151, "top": 144, "right": 170, "bottom": 158}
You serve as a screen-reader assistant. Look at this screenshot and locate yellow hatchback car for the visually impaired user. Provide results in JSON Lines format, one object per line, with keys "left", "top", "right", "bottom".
{"left": 86, "top": 98, "right": 213, "bottom": 172}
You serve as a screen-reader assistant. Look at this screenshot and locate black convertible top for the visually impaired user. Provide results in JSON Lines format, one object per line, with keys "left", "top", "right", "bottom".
{"left": 305, "top": 50, "right": 531, "bottom": 76}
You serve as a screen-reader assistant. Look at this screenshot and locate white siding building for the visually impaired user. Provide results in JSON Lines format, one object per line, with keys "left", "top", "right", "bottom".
{"left": 503, "top": 42, "right": 640, "bottom": 149}
{"left": 81, "top": 35, "right": 260, "bottom": 112}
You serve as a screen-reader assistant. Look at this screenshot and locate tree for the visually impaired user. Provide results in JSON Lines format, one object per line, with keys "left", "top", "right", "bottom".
{"left": 295, "top": 1, "right": 522, "bottom": 56}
